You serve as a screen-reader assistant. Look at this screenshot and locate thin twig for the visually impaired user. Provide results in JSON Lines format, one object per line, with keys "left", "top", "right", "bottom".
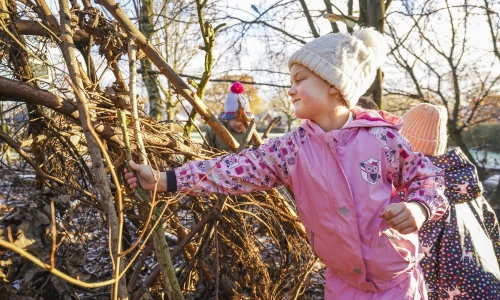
{"left": 215, "top": 222, "right": 219, "bottom": 300}
{"left": 262, "top": 116, "right": 282, "bottom": 140}
{"left": 236, "top": 119, "right": 255, "bottom": 153}
{"left": 0, "top": 239, "right": 116, "bottom": 288}
{"left": 129, "top": 38, "right": 147, "bottom": 164}
{"left": 293, "top": 258, "right": 320, "bottom": 300}
{"left": 126, "top": 240, "right": 154, "bottom": 292}
{"left": 235, "top": 102, "right": 263, "bottom": 146}
{"left": 50, "top": 200, "right": 57, "bottom": 269}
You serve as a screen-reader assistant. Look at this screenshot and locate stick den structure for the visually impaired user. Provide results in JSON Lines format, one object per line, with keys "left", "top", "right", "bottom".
{"left": 0, "top": 0, "right": 320, "bottom": 299}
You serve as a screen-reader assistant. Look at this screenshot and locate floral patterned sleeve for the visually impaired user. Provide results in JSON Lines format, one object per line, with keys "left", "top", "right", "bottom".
{"left": 173, "top": 128, "right": 308, "bottom": 196}
{"left": 372, "top": 127, "right": 448, "bottom": 221}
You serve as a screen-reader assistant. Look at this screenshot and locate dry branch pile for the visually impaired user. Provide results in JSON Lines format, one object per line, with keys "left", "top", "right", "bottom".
{"left": 0, "top": 0, "right": 322, "bottom": 299}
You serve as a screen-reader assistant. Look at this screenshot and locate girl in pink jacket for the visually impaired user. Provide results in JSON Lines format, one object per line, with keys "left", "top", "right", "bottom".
{"left": 125, "top": 27, "right": 447, "bottom": 299}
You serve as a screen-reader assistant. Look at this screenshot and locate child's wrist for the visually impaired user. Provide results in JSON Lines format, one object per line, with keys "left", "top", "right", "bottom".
{"left": 408, "top": 200, "right": 430, "bottom": 222}
{"left": 157, "top": 171, "right": 168, "bottom": 192}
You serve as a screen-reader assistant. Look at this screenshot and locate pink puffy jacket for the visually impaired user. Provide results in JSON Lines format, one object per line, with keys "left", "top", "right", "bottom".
{"left": 171, "top": 109, "right": 447, "bottom": 299}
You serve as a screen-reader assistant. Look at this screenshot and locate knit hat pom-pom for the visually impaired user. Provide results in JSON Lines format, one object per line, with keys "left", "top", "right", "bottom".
{"left": 353, "top": 27, "right": 388, "bottom": 66}
{"left": 230, "top": 81, "right": 245, "bottom": 94}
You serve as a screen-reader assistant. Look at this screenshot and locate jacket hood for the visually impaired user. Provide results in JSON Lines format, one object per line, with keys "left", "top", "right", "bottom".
{"left": 429, "top": 147, "right": 482, "bottom": 203}
{"left": 300, "top": 107, "right": 403, "bottom": 135}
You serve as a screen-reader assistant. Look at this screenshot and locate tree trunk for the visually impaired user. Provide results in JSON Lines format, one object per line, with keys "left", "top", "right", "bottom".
{"left": 322, "top": 0, "right": 339, "bottom": 33}
{"left": 369, "top": 70, "right": 384, "bottom": 109}
{"left": 26, "top": 103, "right": 47, "bottom": 190}
{"left": 358, "top": 0, "right": 368, "bottom": 26}
{"left": 166, "top": 84, "right": 176, "bottom": 121}
{"left": 298, "top": 0, "right": 320, "bottom": 37}
{"left": 140, "top": 0, "right": 162, "bottom": 121}
{"left": 0, "top": 103, "right": 11, "bottom": 167}
{"left": 347, "top": 0, "right": 354, "bottom": 33}
{"left": 3, "top": 0, "right": 47, "bottom": 190}
{"left": 366, "top": 0, "right": 385, "bottom": 109}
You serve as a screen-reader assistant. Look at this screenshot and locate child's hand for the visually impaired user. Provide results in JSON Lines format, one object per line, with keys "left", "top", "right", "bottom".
{"left": 379, "top": 202, "right": 428, "bottom": 234}
{"left": 124, "top": 160, "right": 166, "bottom": 191}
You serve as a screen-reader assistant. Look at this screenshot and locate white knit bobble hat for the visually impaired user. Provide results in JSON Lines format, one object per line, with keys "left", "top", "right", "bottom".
{"left": 288, "top": 27, "right": 388, "bottom": 109}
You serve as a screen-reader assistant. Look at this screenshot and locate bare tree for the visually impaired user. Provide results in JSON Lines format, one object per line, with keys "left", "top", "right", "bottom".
{"left": 385, "top": 0, "right": 500, "bottom": 180}
{"left": 271, "top": 88, "right": 297, "bottom": 132}
{"left": 139, "top": 0, "right": 162, "bottom": 120}
{"left": 358, "top": 0, "right": 392, "bottom": 108}
{"left": 482, "top": 0, "right": 500, "bottom": 205}
{"left": 216, "top": 0, "right": 393, "bottom": 108}
{"left": 156, "top": 1, "right": 200, "bottom": 120}
{"left": 137, "top": 0, "right": 203, "bottom": 121}
{"left": 0, "top": 0, "right": 318, "bottom": 299}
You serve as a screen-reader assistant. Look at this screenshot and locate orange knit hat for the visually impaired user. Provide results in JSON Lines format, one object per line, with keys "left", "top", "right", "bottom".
{"left": 401, "top": 103, "right": 448, "bottom": 156}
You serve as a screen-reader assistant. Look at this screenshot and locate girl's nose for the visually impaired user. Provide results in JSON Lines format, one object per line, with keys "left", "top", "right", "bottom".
{"left": 288, "top": 87, "right": 296, "bottom": 96}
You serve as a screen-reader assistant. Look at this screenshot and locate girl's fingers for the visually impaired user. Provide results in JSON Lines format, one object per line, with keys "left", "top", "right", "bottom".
{"left": 379, "top": 204, "right": 395, "bottom": 218}
{"left": 380, "top": 203, "right": 406, "bottom": 220}
{"left": 398, "top": 224, "right": 417, "bottom": 234}
{"left": 386, "top": 211, "right": 407, "bottom": 227}
{"left": 392, "top": 219, "right": 417, "bottom": 234}
{"left": 378, "top": 208, "right": 387, "bottom": 218}
{"left": 124, "top": 164, "right": 140, "bottom": 189}
{"left": 128, "top": 160, "right": 140, "bottom": 171}
{"left": 394, "top": 220, "right": 410, "bottom": 231}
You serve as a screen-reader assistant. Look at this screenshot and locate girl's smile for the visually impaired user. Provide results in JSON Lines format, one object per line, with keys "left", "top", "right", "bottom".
{"left": 288, "top": 64, "right": 350, "bottom": 131}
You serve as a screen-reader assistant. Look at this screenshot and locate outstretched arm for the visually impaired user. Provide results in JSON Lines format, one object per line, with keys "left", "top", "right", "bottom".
{"left": 125, "top": 129, "right": 307, "bottom": 196}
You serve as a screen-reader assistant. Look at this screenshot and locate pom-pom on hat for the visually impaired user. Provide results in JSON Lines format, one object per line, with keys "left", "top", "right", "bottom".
{"left": 401, "top": 103, "right": 448, "bottom": 156}
{"left": 224, "top": 81, "right": 252, "bottom": 120}
{"left": 288, "top": 26, "right": 388, "bottom": 109}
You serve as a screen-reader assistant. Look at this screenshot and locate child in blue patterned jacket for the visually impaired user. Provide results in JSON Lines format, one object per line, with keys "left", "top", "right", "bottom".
{"left": 401, "top": 103, "right": 500, "bottom": 299}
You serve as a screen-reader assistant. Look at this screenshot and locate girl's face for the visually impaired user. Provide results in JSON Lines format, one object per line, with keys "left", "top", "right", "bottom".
{"left": 288, "top": 64, "right": 342, "bottom": 123}
{"left": 228, "top": 119, "right": 245, "bottom": 133}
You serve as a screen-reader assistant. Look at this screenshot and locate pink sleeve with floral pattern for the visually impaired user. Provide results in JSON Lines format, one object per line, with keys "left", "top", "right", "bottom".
{"left": 174, "top": 128, "right": 308, "bottom": 196}
{"left": 370, "top": 127, "right": 448, "bottom": 221}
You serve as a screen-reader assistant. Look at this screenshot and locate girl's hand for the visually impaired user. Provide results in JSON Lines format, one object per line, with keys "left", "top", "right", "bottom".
{"left": 379, "top": 202, "right": 428, "bottom": 234}
{"left": 124, "top": 160, "right": 167, "bottom": 191}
